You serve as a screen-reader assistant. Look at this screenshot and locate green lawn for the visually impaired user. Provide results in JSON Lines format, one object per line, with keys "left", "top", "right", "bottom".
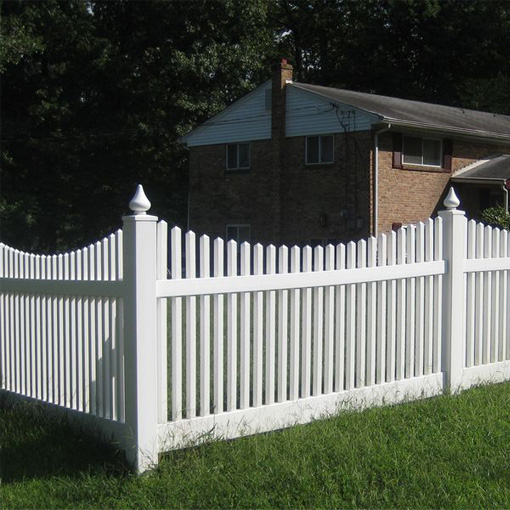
{"left": 2, "top": 382, "right": 510, "bottom": 509}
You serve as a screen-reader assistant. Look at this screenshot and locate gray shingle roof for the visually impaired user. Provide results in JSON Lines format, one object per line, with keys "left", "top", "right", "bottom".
{"left": 291, "top": 83, "right": 510, "bottom": 141}
{"left": 452, "top": 154, "right": 510, "bottom": 182}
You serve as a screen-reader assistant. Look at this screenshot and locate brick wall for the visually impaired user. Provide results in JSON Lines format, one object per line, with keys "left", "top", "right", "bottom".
{"left": 377, "top": 133, "right": 510, "bottom": 233}
{"left": 189, "top": 131, "right": 373, "bottom": 246}
{"left": 188, "top": 140, "right": 279, "bottom": 245}
{"left": 280, "top": 131, "right": 372, "bottom": 246}
{"left": 189, "top": 131, "right": 508, "bottom": 245}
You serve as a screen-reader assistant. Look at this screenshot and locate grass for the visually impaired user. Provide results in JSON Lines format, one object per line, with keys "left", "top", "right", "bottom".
{"left": 2, "top": 382, "right": 510, "bottom": 509}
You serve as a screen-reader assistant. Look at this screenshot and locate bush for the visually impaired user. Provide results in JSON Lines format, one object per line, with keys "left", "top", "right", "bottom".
{"left": 480, "top": 206, "right": 510, "bottom": 230}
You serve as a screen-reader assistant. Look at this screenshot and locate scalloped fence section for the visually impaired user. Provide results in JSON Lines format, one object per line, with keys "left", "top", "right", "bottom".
{"left": 0, "top": 231, "right": 125, "bottom": 420}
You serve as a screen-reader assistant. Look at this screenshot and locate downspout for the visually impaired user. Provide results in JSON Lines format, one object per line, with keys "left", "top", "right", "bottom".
{"left": 374, "top": 124, "right": 391, "bottom": 237}
{"left": 503, "top": 179, "right": 510, "bottom": 213}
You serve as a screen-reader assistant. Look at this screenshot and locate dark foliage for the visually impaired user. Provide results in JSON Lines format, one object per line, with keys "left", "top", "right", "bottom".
{"left": 1, "top": 0, "right": 509, "bottom": 252}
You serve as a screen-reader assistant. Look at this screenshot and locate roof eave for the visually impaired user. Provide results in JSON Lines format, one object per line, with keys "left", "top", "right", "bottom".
{"left": 450, "top": 176, "right": 507, "bottom": 185}
{"left": 384, "top": 119, "right": 510, "bottom": 143}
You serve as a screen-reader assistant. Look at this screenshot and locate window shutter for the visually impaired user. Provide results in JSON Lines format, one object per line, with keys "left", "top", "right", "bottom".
{"left": 443, "top": 139, "right": 453, "bottom": 171}
{"left": 392, "top": 133, "right": 403, "bottom": 169}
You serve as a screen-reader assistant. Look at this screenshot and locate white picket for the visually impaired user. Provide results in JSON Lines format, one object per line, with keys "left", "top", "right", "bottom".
{"left": 95, "top": 241, "right": 104, "bottom": 416}
{"left": 376, "top": 234, "right": 387, "bottom": 384}
{"left": 277, "top": 245, "right": 289, "bottom": 402}
{"left": 171, "top": 227, "right": 183, "bottom": 420}
{"left": 507, "top": 231, "right": 510, "bottom": 360}
{"left": 424, "top": 219, "right": 434, "bottom": 375}
{"left": 312, "top": 245, "right": 324, "bottom": 396}
{"left": 157, "top": 222, "right": 168, "bottom": 422}
{"left": 366, "top": 237, "right": 377, "bottom": 386}
{"left": 213, "top": 237, "right": 225, "bottom": 414}
{"left": 465, "top": 220, "right": 476, "bottom": 368}
{"left": 29, "top": 254, "right": 36, "bottom": 397}
{"left": 115, "top": 230, "right": 125, "bottom": 422}
{"left": 226, "top": 240, "right": 237, "bottom": 412}
{"left": 474, "top": 222, "right": 484, "bottom": 365}
{"left": 415, "top": 223, "right": 425, "bottom": 377}
{"left": 491, "top": 229, "right": 500, "bottom": 362}
{"left": 289, "top": 246, "right": 301, "bottom": 400}
{"left": 334, "top": 243, "right": 346, "bottom": 392}
{"left": 345, "top": 242, "right": 356, "bottom": 390}
{"left": 51, "top": 254, "right": 58, "bottom": 404}
{"left": 483, "top": 226, "right": 492, "bottom": 364}
{"left": 82, "top": 247, "right": 91, "bottom": 414}
{"left": 252, "top": 243, "right": 263, "bottom": 406}
{"left": 14, "top": 251, "right": 21, "bottom": 393}
{"left": 19, "top": 252, "right": 26, "bottom": 395}
{"left": 501, "top": 230, "right": 508, "bottom": 361}
{"left": 396, "top": 228, "right": 406, "bottom": 381}
{"left": 356, "top": 240, "right": 367, "bottom": 388}
{"left": 433, "top": 216, "right": 443, "bottom": 374}
{"left": 36, "top": 255, "right": 43, "bottom": 400}
{"left": 186, "top": 231, "right": 197, "bottom": 417}
{"left": 88, "top": 245, "right": 97, "bottom": 415}
{"left": 108, "top": 234, "right": 117, "bottom": 419}
{"left": 301, "top": 246, "right": 312, "bottom": 398}
{"left": 405, "top": 226, "right": 416, "bottom": 379}
{"left": 199, "top": 235, "right": 211, "bottom": 416}
{"left": 323, "top": 245, "right": 334, "bottom": 394}
{"left": 239, "top": 242, "right": 251, "bottom": 409}
{"left": 265, "top": 245, "right": 276, "bottom": 404}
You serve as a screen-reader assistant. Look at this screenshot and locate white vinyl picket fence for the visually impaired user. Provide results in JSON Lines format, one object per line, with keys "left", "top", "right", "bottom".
{"left": 1, "top": 185, "right": 510, "bottom": 472}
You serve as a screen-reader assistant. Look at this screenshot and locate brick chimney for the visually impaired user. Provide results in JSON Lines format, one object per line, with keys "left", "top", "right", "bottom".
{"left": 271, "top": 58, "right": 293, "bottom": 142}
{"left": 271, "top": 59, "right": 293, "bottom": 243}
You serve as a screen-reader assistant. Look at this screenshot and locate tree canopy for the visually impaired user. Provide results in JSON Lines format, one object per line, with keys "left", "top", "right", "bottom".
{"left": 1, "top": 0, "right": 509, "bottom": 252}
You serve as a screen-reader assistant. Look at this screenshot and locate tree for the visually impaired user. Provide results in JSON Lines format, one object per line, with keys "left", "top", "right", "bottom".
{"left": 2, "top": 0, "right": 509, "bottom": 251}
{"left": 1, "top": 0, "right": 276, "bottom": 252}
{"left": 274, "top": 0, "right": 510, "bottom": 110}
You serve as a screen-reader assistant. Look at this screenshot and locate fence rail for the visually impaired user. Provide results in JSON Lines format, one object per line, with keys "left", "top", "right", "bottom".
{"left": 1, "top": 185, "right": 510, "bottom": 473}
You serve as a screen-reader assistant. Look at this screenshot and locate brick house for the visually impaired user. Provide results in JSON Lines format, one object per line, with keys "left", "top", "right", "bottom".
{"left": 181, "top": 60, "right": 510, "bottom": 246}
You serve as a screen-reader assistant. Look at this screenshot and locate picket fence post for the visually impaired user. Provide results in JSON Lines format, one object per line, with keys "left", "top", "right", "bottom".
{"left": 439, "top": 187, "right": 467, "bottom": 392}
{"left": 122, "top": 185, "right": 159, "bottom": 472}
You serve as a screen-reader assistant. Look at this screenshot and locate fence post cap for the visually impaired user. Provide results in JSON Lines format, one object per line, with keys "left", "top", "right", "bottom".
{"left": 129, "top": 184, "right": 151, "bottom": 215}
{"left": 443, "top": 187, "right": 460, "bottom": 210}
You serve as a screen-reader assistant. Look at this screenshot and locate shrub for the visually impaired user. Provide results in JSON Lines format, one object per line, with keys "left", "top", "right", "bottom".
{"left": 480, "top": 206, "right": 510, "bottom": 230}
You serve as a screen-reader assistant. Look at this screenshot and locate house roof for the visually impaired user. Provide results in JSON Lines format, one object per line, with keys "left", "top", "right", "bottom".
{"left": 291, "top": 83, "right": 510, "bottom": 141}
{"left": 451, "top": 154, "right": 510, "bottom": 184}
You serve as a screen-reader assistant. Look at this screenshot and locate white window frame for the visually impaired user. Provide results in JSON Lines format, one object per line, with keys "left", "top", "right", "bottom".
{"left": 226, "top": 224, "right": 251, "bottom": 244}
{"left": 226, "top": 143, "right": 251, "bottom": 171}
{"left": 402, "top": 136, "right": 442, "bottom": 167}
{"left": 305, "top": 135, "right": 334, "bottom": 165}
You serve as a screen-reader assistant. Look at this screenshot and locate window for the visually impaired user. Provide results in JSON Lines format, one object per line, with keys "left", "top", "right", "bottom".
{"left": 306, "top": 135, "right": 334, "bottom": 165}
{"left": 403, "top": 136, "right": 442, "bottom": 167}
{"left": 226, "top": 143, "right": 250, "bottom": 170}
{"left": 226, "top": 224, "right": 251, "bottom": 244}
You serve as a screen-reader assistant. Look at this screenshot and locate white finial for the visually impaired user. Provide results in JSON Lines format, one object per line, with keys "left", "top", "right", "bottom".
{"left": 129, "top": 184, "right": 151, "bottom": 215}
{"left": 443, "top": 187, "right": 460, "bottom": 210}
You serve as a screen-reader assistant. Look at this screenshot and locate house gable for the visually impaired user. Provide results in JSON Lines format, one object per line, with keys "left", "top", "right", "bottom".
{"left": 181, "top": 81, "right": 272, "bottom": 147}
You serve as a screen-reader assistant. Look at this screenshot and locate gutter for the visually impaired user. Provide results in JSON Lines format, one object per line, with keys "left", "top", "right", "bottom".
{"left": 383, "top": 119, "right": 510, "bottom": 144}
{"left": 374, "top": 123, "right": 391, "bottom": 237}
